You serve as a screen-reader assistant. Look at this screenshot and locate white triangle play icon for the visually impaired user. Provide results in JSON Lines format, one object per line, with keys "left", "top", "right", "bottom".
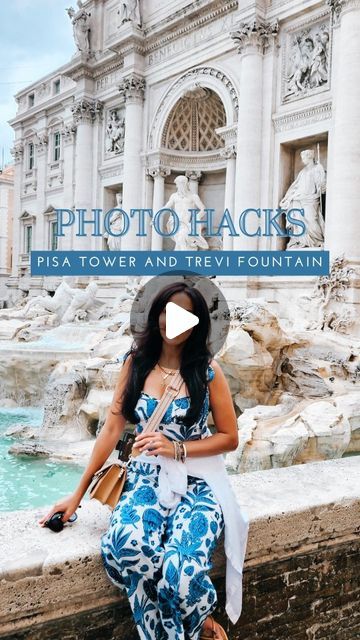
{"left": 165, "top": 302, "right": 199, "bottom": 339}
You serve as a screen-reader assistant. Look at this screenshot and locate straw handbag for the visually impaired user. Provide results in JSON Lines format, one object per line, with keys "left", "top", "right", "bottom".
{"left": 89, "top": 372, "right": 183, "bottom": 510}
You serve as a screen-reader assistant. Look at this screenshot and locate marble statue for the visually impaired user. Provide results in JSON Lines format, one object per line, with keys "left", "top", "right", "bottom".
{"left": 12, "top": 280, "right": 77, "bottom": 321}
{"left": 62, "top": 282, "right": 101, "bottom": 323}
{"left": 9, "top": 280, "right": 102, "bottom": 323}
{"left": 66, "top": 1, "right": 90, "bottom": 53}
{"left": 105, "top": 110, "right": 125, "bottom": 154}
{"left": 119, "top": 0, "right": 141, "bottom": 27}
{"left": 164, "top": 175, "right": 209, "bottom": 251}
{"left": 104, "top": 196, "right": 124, "bottom": 251}
{"left": 280, "top": 149, "right": 326, "bottom": 250}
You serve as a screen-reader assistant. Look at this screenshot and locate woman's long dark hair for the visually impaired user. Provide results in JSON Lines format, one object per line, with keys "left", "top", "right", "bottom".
{"left": 121, "top": 281, "right": 212, "bottom": 427}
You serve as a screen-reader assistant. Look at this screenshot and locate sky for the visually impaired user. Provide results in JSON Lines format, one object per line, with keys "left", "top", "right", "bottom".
{"left": 0, "top": 0, "right": 75, "bottom": 166}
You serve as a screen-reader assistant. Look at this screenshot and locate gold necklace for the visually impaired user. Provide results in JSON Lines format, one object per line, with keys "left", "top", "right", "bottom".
{"left": 156, "top": 363, "right": 179, "bottom": 384}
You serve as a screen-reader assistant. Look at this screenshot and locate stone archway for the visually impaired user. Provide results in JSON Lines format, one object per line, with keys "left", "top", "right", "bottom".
{"left": 148, "top": 66, "right": 238, "bottom": 151}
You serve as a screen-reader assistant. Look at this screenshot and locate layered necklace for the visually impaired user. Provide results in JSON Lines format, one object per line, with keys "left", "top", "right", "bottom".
{"left": 155, "top": 363, "right": 180, "bottom": 386}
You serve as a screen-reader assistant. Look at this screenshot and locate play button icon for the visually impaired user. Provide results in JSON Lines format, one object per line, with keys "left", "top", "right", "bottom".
{"left": 165, "top": 302, "right": 199, "bottom": 339}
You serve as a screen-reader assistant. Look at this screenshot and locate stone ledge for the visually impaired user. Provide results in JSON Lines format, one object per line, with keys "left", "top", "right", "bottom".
{"left": 0, "top": 457, "right": 359, "bottom": 638}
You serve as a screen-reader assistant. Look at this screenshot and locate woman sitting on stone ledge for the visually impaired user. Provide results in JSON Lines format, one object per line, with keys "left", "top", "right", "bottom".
{"left": 38, "top": 281, "right": 249, "bottom": 640}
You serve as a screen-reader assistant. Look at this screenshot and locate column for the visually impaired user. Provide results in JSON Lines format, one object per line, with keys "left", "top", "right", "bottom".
{"left": 185, "top": 171, "right": 202, "bottom": 195}
{"left": 325, "top": 0, "right": 360, "bottom": 262}
{"left": 221, "top": 145, "right": 237, "bottom": 251}
{"left": 34, "top": 132, "right": 48, "bottom": 251}
{"left": 231, "top": 19, "right": 278, "bottom": 251}
{"left": 72, "top": 99, "right": 103, "bottom": 251}
{"left": 149, "top": 167, "right": 171, "bottom": 251}
{"left": 60, "top": 124, "right": 77, "bottom": 251}
{"left": 10, "top": 141, "right": 24, "bottom": 278}
{"left": 119, "top": 74, "right": 146, "bottom": 251}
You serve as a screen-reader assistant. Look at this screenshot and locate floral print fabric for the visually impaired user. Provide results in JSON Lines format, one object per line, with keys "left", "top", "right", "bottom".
{"left": 100, "top": 364, "right": 225, "bottom": 639}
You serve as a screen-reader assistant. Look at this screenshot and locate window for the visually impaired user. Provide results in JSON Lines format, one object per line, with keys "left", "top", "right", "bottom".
{"left": 50, "top": 221, "right": 58, "bottom": 251}
{"left": 28, "top": 143, "right": 35, "bottom": 170}
{"left": 53, "top": 79, "right": 61, "bottom": 95}
{"left": 25, "top": 225, "right": 32, "bottom": 254}
{"left": 53, "top": 131, "right": 61, "bottom": 161}
{"left": 28, "top": 93, "right": 35, "bottom": 108}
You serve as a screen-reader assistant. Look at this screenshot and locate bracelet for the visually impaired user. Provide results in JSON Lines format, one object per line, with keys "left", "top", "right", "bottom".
{"left": 173, "top": 441, "right": 181, "bottom": 462}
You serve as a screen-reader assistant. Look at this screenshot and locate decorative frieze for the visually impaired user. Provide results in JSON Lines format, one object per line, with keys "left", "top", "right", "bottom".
{"left": 71, "top": 99, "right": 103, "bottom": 124}
{"left": 272, "top": 101, "right": 332, "bottom": 132}
{"left": 118, "top": 75, "right": 146, "bottom": 103}
{"left": 282, "top": 19, "right": 331, "bottom": 103}
{"left": 231, "top": 19, "right": 279, "bottom": 55}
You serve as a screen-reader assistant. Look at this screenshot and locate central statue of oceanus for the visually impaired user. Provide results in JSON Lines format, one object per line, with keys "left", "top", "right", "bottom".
{"left": 164, "top": 176, "right": 209, "bottom": 251}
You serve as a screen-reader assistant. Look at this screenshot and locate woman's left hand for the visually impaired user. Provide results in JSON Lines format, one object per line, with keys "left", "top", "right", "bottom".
{"left": 133, "top": 432, "right": 175, "bottom": 458}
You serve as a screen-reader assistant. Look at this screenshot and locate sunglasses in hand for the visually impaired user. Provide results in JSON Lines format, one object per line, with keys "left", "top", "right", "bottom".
{"left": 44, "top": 511, "right": 79, "bottom": 533}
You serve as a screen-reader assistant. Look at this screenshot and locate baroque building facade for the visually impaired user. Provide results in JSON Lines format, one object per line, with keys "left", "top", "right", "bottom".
{"left": 7, "top": 0, "right": 360, "bottom": 327}
{"left": 0, "top": 165, "right": 14, "bottom": 288}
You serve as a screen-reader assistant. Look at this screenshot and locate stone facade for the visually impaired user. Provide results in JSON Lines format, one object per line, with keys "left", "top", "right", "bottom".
{"left": 6, "top": 0, "right": 360, "bottom": 326}
{"left": 0, "top": 166, "right": 14, "bottom": 285}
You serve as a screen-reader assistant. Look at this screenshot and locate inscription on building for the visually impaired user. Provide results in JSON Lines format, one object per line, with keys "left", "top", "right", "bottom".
{"left": 147, "top": 14, "right": 235, "bottom": 67}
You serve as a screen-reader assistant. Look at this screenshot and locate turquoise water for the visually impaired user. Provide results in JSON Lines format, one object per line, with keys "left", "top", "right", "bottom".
{"left": 0, "top": 408, "right": 84, "bottom": 512}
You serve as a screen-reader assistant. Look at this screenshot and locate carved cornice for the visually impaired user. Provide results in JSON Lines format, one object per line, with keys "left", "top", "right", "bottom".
{"left": 71, "top": 99, "right": 103, "bottom": 124}
{"left": 118, "top": 75, "right": 146, "bottom": 103}
{"left": 93, "top": 59, "right": 124, "bottom": 80}
{"left": 10, "top": 143, "right": 24, "bottom": 163}
{"left": 146, "top": 150, "right": 227, "bottom": 172}
{"left": 231, "top": 19, "right": 279, "bottom": 55}
{"left": 272, "top": 101, "right": 332, "bottom": 132}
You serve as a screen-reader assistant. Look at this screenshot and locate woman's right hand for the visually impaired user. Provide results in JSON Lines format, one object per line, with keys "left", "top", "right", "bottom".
{"left": 38, "top": 492, "right": 82, "bottom": 527}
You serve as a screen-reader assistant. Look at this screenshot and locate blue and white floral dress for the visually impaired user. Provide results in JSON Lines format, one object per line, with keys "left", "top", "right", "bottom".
{"left": 100, "top": 364, "right": 225, "bottom": 640}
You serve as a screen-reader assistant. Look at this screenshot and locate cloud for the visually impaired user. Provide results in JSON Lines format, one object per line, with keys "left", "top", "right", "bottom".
{"left": 0, "top": 1, "right": 75, "bottom": 164}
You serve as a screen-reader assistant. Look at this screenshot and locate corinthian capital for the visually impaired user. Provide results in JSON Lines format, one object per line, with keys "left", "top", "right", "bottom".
{"left": 147, "top": 166, "right": 171, "bottom": 179}
{"left": 326, "top": 0, "right": 360, "bottom": 25}
{"left": 71, "top": 99, "right": 103, "bottom": 124}
{"left": 231, "top": 19, "right": 279, "bottom": 55}
{"left": 119, "top": 74, "right": 146, "bottom": 103}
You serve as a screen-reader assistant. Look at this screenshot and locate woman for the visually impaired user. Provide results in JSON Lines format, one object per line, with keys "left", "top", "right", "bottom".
{"left": 39, "top": 281, "right": 249, "bottom": 640}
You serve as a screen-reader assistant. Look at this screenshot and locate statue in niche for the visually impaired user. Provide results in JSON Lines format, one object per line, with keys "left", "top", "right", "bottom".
{"left": 163, "top": 175, "right": 209, "bottom": 251}
{"left": 105, "top": 110, "right": 125, "bottom": 154}
{"left": 285, "top": 25, "right": 329, "bottom": 100}
{"left": 104, "top": 193, "right": 124, "bottom": 251}
{"left": 118, "top": 0, "right": 141, "bottom": 27}
{"left": 280, "top": 149, "right": 326, "bottom": 250}
{"left": 66, "top": 1, "right": 91, "bottom": 53}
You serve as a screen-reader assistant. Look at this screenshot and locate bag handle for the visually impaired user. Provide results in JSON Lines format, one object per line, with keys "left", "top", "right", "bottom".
{"left": 142, "top": 371, "right": 184, "bottom": 434}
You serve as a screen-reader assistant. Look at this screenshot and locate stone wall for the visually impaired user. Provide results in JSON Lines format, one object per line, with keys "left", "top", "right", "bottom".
{"left": 0, "top": 458, "right": 359, "bottom": 639}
